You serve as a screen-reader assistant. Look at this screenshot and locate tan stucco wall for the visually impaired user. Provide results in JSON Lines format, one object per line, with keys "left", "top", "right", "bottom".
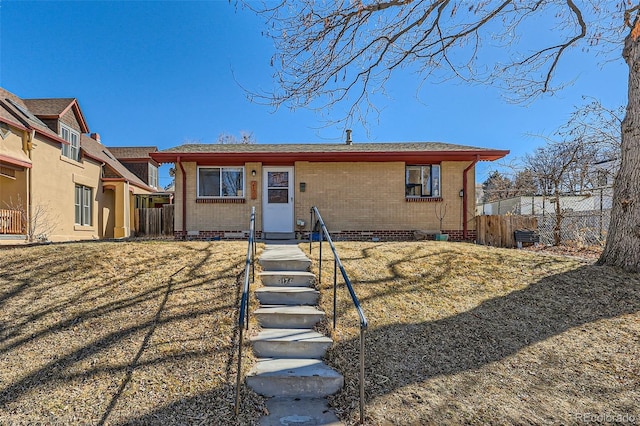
{"left": 0, "top": 168, "right": 27, "bottom": 207}
{"left": 29, "top": 135, "right": 103, "bottom": 241}
{"left": 0, "top": 130, "right": 28, "bottom": 208}
{"left": 101, "top": 189, "right": 115, "bottom": 239}
{"left": 177, "top": 160, "right": 477, "bottom": 234}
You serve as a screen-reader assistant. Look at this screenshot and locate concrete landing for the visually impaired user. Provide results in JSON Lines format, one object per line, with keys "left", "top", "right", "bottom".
{"left": 259, "top": 245, "right": 312, "bottom": 271}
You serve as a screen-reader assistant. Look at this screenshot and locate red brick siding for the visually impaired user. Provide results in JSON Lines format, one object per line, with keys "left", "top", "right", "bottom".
{"left": 174, "top": 229, "right": 475, "bottom": 242}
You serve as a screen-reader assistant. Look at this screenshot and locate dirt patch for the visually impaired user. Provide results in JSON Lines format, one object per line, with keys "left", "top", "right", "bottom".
{"left": 302, "top": 241, "right": 640, "bottom": 425}
{"left": 0, "top": 241, "right": 265, "bottom": 425}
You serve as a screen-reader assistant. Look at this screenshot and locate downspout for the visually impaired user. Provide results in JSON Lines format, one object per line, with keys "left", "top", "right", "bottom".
{"left": 177, "top": 156, "right": 186, "bottom": 234}
{"left": 462, "top": 155, "right": 480, "bottom": 240}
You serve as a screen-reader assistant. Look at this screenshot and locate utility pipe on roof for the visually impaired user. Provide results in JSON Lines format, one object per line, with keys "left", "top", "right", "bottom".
{"left": 177, "top": 156, "right": 186, "bottom": 234}
{"left": 462, "top": 155, "right": 480, "bottom": 240}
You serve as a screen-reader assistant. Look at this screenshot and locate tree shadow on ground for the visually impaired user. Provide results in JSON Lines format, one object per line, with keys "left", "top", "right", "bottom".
{"left": 0, "top": 241, "right": 263, "bottom": 424}
{"left": 328, "top": 263, "right": 640, "bottom": 423}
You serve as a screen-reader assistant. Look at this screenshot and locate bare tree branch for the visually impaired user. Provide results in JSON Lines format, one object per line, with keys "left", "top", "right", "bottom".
{"left": 242, "top": 1, "right": 628, "bottom": 127}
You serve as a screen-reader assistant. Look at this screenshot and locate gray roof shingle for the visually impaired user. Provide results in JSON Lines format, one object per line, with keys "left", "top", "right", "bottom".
{"left": 161, "top": 142, "right": 497, "bottom": 154}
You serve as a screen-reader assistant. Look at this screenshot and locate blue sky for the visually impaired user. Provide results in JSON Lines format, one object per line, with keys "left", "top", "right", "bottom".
{"left": 0, "top": 1, "right": 628, "bottom": 189}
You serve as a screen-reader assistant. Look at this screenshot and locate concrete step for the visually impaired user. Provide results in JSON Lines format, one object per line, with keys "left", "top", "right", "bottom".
{"left": 255, "top": 286, "right": 319, "bottom": 306}
{"left": 247, "top": 358, "right": 344, "bottom": 398}
{"left": 259, "top": 397, "right": 343, "bottom": 426}
{"left": 259, "top": 246, "right": 311, "bottom": 271}
{"left": 250, "top": 328, "right": 332, "bottom": 359}
{"left": 259, "top": 271, "right": 316, "bottom": 287}
{"left": 255, "top": 305, "right": 325, "bottom": 329}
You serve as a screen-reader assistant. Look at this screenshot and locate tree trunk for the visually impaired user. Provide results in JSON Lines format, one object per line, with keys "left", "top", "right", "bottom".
{"left": 597, "top": 26, "right": 640, "bottom": 271}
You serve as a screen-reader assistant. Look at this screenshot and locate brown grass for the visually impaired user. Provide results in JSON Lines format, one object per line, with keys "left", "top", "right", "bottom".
{"left": 2, "top": 240, "right": 638, "bottom": 426}
{"left": 302, "top": 241, "right": 640, "bottom": 425}
{"left": 0, "top": 241, "right": 265, "bottom": 425}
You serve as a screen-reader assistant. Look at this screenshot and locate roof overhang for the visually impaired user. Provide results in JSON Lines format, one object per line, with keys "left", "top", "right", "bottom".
{"left": 0, "top": 115, "right": 70, "bottom": 147}
{"left": 151, "top": 149, "right": 509, "bottom": 165}
{"left": 101, "top": 177, "right": 154, "bottom": 193}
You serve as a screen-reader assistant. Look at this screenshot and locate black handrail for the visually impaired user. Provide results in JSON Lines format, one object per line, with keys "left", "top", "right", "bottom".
{"left": 235, "top": 206, "right": 256, "bottom": 415}
{"left": 310, "top": 206, "right": 368, "bottom": 424}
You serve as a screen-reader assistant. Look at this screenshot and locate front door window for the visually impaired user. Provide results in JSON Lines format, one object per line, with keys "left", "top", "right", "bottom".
{"left": 267, "top": 171, "right": 289, "bottom": 203}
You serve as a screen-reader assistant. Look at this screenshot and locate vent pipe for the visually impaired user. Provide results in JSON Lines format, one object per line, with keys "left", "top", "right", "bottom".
{"left": 345, "top": 129, "right": 352, "bottom": 145}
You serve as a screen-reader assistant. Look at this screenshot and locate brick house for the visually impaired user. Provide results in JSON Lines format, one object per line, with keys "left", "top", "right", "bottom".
{"left": 0, "top": 87, "right": 154, "bottom": 242}
{"left": 151, "top": 139, "right": 509, "bottom": 241}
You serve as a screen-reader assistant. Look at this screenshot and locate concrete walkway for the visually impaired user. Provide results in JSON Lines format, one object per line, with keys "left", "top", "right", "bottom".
{"left": 248, "top": 243, "right": 344, "bottom": 426}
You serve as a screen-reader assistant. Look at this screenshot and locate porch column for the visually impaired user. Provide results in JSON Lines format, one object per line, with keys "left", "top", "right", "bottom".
{"left": 114, "top": 181, "right": 131, "bottom": 238}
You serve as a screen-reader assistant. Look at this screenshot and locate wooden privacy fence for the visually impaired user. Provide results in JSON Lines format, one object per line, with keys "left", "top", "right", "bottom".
{"left": 476, "top": 215, "right": 538, "bottom": 248}
{"left": 135, "top": 205, "right": 174, "bottom": 236}
{"left": 0, "top": 209, "right": 24, "bottom": 234}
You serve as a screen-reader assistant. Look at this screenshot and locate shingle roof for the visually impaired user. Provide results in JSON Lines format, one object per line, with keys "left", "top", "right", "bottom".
{"left": 107, "top": 146, "right": 158, "bottom": 159}
{"left": 23, "top": 98, "right": 76, "bottom": 117}
{"left": 24, "top": 97, "right": 89, "bottom": 133}
{"left": 0, "top": 87, "right": 61, "bottom": 140}
{"left": 152, "top": 141, "right": 509, "bottom": 164}
{"left": 161, "top": 142, "right": 497, "bottom": 154}
{"left": 81, "top": 136, "right": 154, "bottom": 192}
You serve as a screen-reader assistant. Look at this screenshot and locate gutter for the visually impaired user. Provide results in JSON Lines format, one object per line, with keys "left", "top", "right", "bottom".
{"left": 177, "top": 156, "right": 186, "bottom": 233}
{"left": 462, "top": 155, "right": 480, "bottom": 240}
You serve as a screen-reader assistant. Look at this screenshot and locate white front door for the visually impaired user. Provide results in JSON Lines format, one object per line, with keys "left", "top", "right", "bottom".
{"left": 262, "top": 167, "right": 294, "bottom": 233}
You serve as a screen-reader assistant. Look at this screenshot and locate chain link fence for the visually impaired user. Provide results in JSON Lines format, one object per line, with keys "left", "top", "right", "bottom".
{"left": 477, "top": 187, "right": 612, "bottom": 246}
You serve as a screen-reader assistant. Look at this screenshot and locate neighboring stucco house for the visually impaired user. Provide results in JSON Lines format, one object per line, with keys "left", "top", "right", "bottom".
{"left": 151, "top": 140, "right": 509, "bottom": 241}
{"left": 0, "top": 87, "right": 154, "bottom": 242}
{"left": 107, "top": 146, "right": 160, "bottom": 190}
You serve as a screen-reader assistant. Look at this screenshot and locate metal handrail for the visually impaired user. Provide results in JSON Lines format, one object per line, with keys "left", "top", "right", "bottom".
{"left": 235, "top": 206, "right": 256, "bottom": 415}
{"left": 309, "top": 206, "right": 368, "bottom": 424}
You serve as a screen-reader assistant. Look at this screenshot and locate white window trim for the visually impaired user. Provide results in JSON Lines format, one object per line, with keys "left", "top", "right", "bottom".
{"left": 60, "top": 123, "right": 80, "bottom": 162}
{"left": 75, "top": 184, "right": 92, "bottom": 226}
{"left": 149, "top": 163, "right": 158, "bottom": 189}
{"left": 197, "top": 166, "right": 245, "bottom": 198}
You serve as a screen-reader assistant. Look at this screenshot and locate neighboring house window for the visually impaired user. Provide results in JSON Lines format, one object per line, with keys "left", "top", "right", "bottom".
{"left": 61, "top": 124, "right": 80, "bottom": 161}
{"left": 197, "top": 166, "right": 244, "bottom": 198}
{"left": 0, "top": 166, "right": 16, "bottom": 179}
{"left": 149, "top": 164, "right": 158, "bottom": 188}
{"left": 75, "top": 184, "right": 92, "bottom": 226}
{"left": 406, "top": 165, "right": 441, "bottom": 197}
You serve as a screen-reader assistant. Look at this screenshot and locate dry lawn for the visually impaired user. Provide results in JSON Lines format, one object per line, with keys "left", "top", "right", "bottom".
{"left": 301, "top": 242, "right": 640, "bottom": 425}
{"left": 0, "top": 241, "right": 265, "bottom": 425}
{"left": 1, "top": 240, "right": 638, "bottom": 426}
